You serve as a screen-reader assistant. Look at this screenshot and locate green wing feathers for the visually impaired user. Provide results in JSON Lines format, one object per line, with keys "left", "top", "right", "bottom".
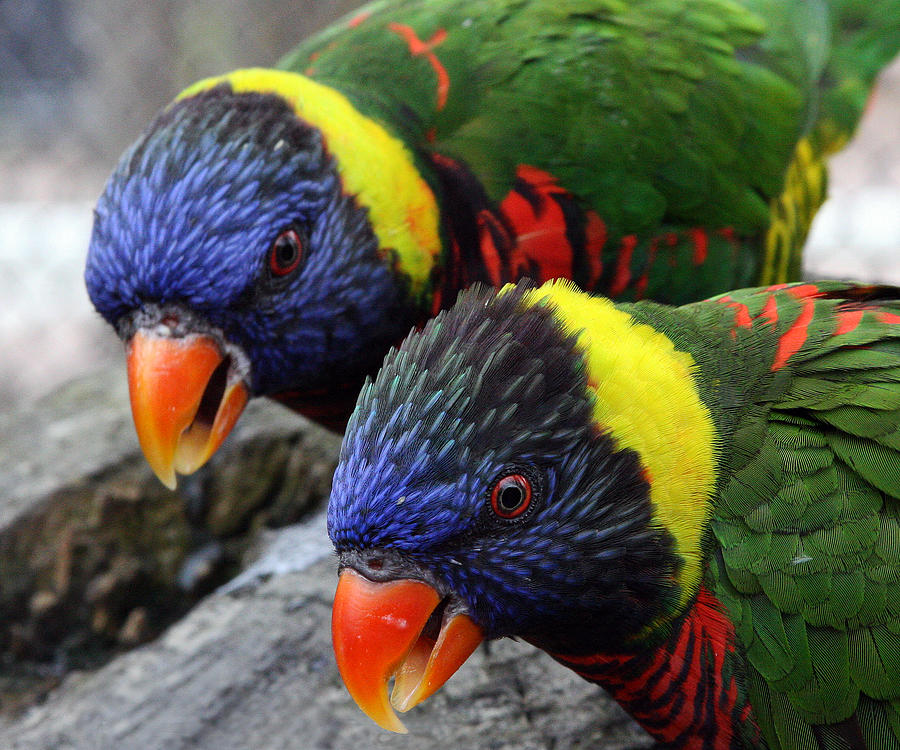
{"left": 285, "top": 0, "right": 812, "bottom": 227}
{"left": 281, "top": 0, "right": 899, "bottom": 301}
{"left": 707, "top": 283, "right": 900, "bottom": 749}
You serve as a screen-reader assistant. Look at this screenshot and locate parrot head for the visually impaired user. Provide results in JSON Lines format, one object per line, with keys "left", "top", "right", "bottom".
{"left": 328, "top": 281, "right": 694, "bottom": 733}
{"left": 85, "top": 70, "right": 436, "bottom": 488}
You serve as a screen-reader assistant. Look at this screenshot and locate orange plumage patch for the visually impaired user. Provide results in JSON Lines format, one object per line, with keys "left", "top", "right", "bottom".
{"left": 503, "top": 165, "right": 605, "bottom": 286}
{"left": 689, "top": 228, "right": 708, "bottom": 265}
{"left": 772, "top": 297, "right": 815, "bottom": 370}
{"left": 835, "top": 309, "right": 865, "bottom": 336}
{"left": 759, "top": 294, "right": 778, "bottom": 326}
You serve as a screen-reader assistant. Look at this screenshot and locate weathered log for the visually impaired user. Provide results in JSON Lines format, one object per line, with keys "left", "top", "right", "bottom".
{"left": 0, "top": 367, "right": 651, "bottom": 749}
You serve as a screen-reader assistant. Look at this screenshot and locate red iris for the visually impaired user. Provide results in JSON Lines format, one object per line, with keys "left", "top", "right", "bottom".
{"left": 269, "top": 228, "right": 303, "bottom": 277}
{"left": 490, "top": 474, "right": 532, "bottom": 519}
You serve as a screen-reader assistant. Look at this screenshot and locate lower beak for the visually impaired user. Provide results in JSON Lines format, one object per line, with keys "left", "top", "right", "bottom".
{"left": 127, "top": 329, "right": 249, "bottom": 489}
{"left": 331, "top": 569, "right": 483, "bottom": 733}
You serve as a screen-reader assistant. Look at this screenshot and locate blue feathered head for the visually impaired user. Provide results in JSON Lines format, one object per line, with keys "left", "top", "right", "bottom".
{"left": 85, "top": 84, "right": 415, "bottom": 397}
{"left": 329, "top": 282, "right": 677, "bottom": 647}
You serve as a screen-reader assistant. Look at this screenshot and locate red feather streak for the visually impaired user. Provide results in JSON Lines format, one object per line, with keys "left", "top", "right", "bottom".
{"left": 609, "top": 235, "right": 638, "bottom": 297}
{"left": 546, "top": 587, "right": 753, "bottom": 749}
{"left": 689, "top": 228, "right": 708, "bottom": 265}
{"left": 387, "top": 23, "right": 449, "bottom": 111}
{"left": 759, "top": 294, "right": 778, "bottom": 327}
{"left": 348, "top": 11, "right": 371, "bottom": 28}
{"left": 835, "top": 309, "right": 865, "bottom": 335}
{"left": 772, "top": 297, "right": 815, "bottom": 370}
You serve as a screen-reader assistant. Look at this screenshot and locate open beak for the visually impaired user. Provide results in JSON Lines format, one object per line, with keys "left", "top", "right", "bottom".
{"left": 127, "top": 329, "right": 249, "bottom": 489}
{"left": 331, "top": 569, "right": 483, "bottom": 733}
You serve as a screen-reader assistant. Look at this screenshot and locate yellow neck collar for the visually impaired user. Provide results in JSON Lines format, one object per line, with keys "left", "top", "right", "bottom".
{"left": 177, "top": 68, "right": 442, "bottom": 298}
{"left": 520, "top": 280, "right": 718, "bottom": 611}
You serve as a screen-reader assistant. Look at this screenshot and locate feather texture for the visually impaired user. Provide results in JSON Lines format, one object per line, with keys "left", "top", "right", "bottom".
{"left": 329, "top": 280, "right": 900, "bottom": 748}
{"left": 84, "top": 0, "right": 900, "bottom": 481}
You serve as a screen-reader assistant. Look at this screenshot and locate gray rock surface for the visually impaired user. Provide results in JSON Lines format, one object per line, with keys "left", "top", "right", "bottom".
{"left": 0, "top": 366, "right": 342, "bottom": 715}
{"left": 0, "top": 552, "right": 651, "bottom": 750}
{"left": 0, "top": 367, "right": 653, "bottom": 749}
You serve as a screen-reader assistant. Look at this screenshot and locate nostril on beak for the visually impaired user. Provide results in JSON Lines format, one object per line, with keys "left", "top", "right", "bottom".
{"left": 366, "top": 554, "right": 384, "bottom": 571}
{"left": 157, "top": 313, "right": 181, "bottom": 337}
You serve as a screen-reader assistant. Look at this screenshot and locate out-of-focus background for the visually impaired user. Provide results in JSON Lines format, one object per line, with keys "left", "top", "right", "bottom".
{"left": 1, "top": 0, "right": 899, "bottom": 413}
{"left": 0, "top": 0, "right": 361, "bottom": 413}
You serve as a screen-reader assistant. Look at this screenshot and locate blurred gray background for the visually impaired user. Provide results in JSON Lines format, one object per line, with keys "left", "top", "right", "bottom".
{"left": 0, "top": 0, "right": 361, "bottom": 413}
{"left": 0, "top": 1, "right": 898, "bottom": 414}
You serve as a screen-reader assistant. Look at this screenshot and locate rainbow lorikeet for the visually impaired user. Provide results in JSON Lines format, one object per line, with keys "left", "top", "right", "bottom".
{"left": 84, "top": 0, "right": 900, "bottom": 488}
{"left": 329, "top": 279, "right": 900, "bottom": 749}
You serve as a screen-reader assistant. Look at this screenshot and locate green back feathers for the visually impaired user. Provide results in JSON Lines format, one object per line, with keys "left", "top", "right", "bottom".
{"left": 284, "top": 0, "right": 811, "bottom": 232}
{"left": 279, "top": 0, "right": 900, "bottom": 304}
{"left": 498, "top": 280, "right": 900, "bottom": 746}
{"left": 610, "top": 281, "right": 900, "bottom": 746}
{"left": 673, "top": 282, "right": 900, "bottom": 749}
{"left": 282, "top": 0, "right": 900, "bottom": 216}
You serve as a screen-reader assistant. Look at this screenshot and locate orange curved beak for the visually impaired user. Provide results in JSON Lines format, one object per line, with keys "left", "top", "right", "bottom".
{"left": 331, "top": 569, "right": 483, "bottom": 733}
{"left": 127, "top": 329, "right": 249, "bottom": 489}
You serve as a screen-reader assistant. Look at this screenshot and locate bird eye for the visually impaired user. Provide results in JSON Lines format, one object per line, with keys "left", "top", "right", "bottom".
{"left": 490, "top": 473, "right": 532, "bottom": 519}
{"left": 268, "top": 227, "right": 304, "bottom": 277}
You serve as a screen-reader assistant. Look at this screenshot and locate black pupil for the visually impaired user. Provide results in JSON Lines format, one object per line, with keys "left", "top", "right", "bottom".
{"left": 276, "top": 234, "right": 297, "bottom": 266}
{"left": 499, "top": 482, "right": 524, "bottom": 511}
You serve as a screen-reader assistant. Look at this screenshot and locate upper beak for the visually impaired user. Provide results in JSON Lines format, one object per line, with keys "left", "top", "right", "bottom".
{"left": 331, "top": 569, "right": 483, "bottom": 733}
{"left": 127, "top": 329, "right": 249, "bottom": 489}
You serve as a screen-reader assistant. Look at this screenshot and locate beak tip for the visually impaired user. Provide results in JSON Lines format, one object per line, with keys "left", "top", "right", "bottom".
{"left": 374, "top": 711, "right": 409, "bottom": 734}
{"left": 392, "top": 695, "right": 414, "bottom": 715}
{"left": 144, "top": 452, "right": 178, "bottom": 490}
{"left": 127, "top": 330, "right": 248, "bottom": 483}
{"left": 332, "top": 571, "right": 482, "bottom": 734}
{"left": 158, "top": 472, "right": 178, "bottom": 491}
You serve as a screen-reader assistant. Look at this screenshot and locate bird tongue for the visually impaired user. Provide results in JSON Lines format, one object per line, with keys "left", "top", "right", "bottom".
{"left": 331, "top": 569, "right": 483, "bottom": 733}
{"left": 127, "top": 329, "right": 249, "bottom": 488}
